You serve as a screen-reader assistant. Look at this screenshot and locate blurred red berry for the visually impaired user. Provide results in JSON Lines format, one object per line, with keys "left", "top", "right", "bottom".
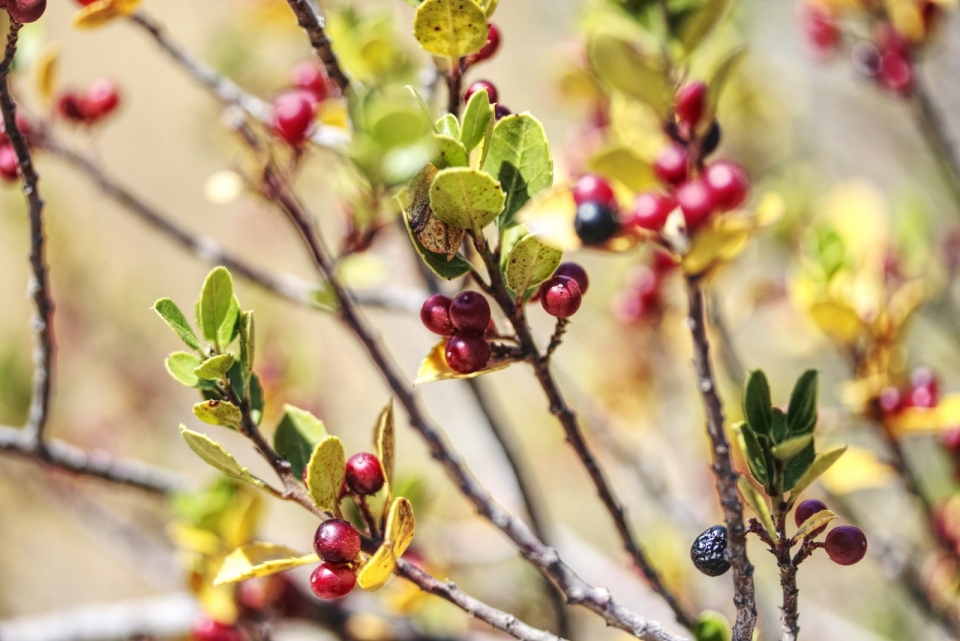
{"left": 191, "top": 617, "right": 242, "bottom": 641}
{"left": 291, "top": 62, "right": 330, "bottom": 104}
{"left": 0, "top": 144, "right": 18, "bottom": 181}
{"left": 703, "top": 161, "right": 749, "bottom": 210}
{"left": 676, "top": 179, "right": 715, "bottom": 229}
{"left": 654, "top": 143, "right": 690, "bottom": 185}
{"left": 272, "top": 91, "right": 315, "bottom": 145}
{"left": 630, "top": 192, "right": 677, "bottom": 231}
{"left": 464, "top": 80, "right": 498, "bottom": 104}
{"left": 675, "top": 82, "right": 708, "bottom": 130}
{"left": 572, "top": 174, "right": 617, "bottom": 209}
{"left": 84, "top": 78, "right": 121, "bottom": 119}
{"left": 801, "top": 3, "right": 840, "bottom": 55}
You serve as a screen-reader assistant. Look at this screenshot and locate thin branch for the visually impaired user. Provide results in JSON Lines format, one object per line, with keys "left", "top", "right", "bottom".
{"left": 683, "top": 276, "right": 756, "bottom": 641}
{"left": 910, "top": 71, "right": 960, "bottom": 209}
{"left": 0, "top": 21, "right": 53, "bottom": 449}
{"left": 475, "top": 243, "right": 697, "bottom": 633}
{"left": 279, "top": 0, "right": 353, "bottom": 95}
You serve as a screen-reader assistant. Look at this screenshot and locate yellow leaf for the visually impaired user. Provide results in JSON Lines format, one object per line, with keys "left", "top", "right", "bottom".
{"left": 385, "top": 497, "right": 415, "bottom": 558}
{"left": 414, "top": 339, "right": 513, "bottom": 385}
{"left": 795, "top": 509, "right": 837, "bottom": 539}
{"left": 30, "top": 43, "right": 60, "bottom": 105}
{"left": 413, "top": 0, "right": 488, "bottom": 59}
{"left": 892, "top": 394, "right": 960, "bottom": 433}
{"left": 113, "top": 0, "right": 144, "bottom": 14}
{"left": 306, "top": 436, "right": 346, "bottom": 513}
{"left": 586, "top": 146, "right": 657, "bottom": 193}
{"left": 197, "top": 579, "right": 237, "bottom": 623}
{"left": 357, "top": 543, "right": 396, "bottom": 591}
{"left": 318, "top": 100, "right": 349, "bottom": 130}
{"left": 374, "top": 400, "right": 395, "bottom": 486}
{"left": 72, "top": 0, "right": 122, "bottom": 28}
{"left": 214, "top": 543, "right": 318, "bottom": 585}
{"left": 220, "top": 486, "right": 263, "bottom": 550}
{"left": 888, "top": 278, "right": 928, "bottom": 332}
{"left": 681, "top": 215, "right": 752, "bottom": 276}
{"left": 168, "top": 523, "right": 223, "bottom": 556}
{"left": 820, "top": 447, "right": 895, "bottom": 495}
{"left": 808, "top": 301, "right": 863, "bottom": 343}
{"left": 754, "top": 191, "right": 785, "bottom": 227}
{"left": 737, "top": 477, "right": 774, "bottom": 539}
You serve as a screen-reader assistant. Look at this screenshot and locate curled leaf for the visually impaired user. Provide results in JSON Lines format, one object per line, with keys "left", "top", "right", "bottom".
{"left": 214, "top": 543, "right": 318, "bottom": 585}
{"left": 794, "top": 509, "right": 837, "bottom": 540}
{"left": 193, "top": 400, "right": 243, "bottom": 429}
{"left": 789, "top": 445, "right": 847, "bottom": 500}
{"left": 194, "top": 354, "right": 236, "bottom": 381}
{"left": 374, "top": 400, "right": 395, "bottom": 486}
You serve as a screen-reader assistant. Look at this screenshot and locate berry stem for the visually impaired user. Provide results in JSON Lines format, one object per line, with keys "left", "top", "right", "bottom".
{"left": 543, "top": 318, "right": 570, "bottom": 362}
{"left": 358, "top": 495, "right": 381, "bottom": 540}
{"left": 683, "top": 275, "right": 757, "bottom": 641}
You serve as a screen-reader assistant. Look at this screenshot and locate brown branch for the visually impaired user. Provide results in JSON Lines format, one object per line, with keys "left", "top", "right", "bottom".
{"left": 683, "top": 276, "right": 756, "bottom": 641}
{"left": 279, "top": 0, "right": 352, "bottom": 95}
{"left": 911, "top": 71, "right": 960, "bottom": 209}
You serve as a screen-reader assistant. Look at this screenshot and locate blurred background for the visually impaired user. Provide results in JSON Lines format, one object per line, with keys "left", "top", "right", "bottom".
{"left": 2, "top": 0, "right": 960, "bottom": 640}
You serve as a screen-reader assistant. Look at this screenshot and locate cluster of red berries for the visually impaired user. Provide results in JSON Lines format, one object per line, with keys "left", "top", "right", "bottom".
{"left": 612, "top": 251, "right": 677, "bottom": 325}
{"left": 1, "top": 0, "right": 45, "bottom": 23}
{"left": 794, "top": 499, "right": 867, "bottom": 566}
{"left": 421, "top": 291, "right": 496, "bottom": 374}
{"left": 460, "top": 25, "right": 511, "bottom": 120}
{"left": 879, "top": 366, "right": 939, "bottom": 415}
{"left": 57, "top": 78, "right": 121, "bottom": 126}
{"left": 537, "top": 262, "right": 589, "bottom": 319}
{"left": 270, "top": 62, "right": 335, "bottom": 146}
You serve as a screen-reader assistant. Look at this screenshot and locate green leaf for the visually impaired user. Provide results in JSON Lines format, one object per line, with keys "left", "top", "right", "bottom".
{"left": 306, "top": 436, "right": 346, "bottom": 513}
{"left": 165, "top": 351, "right": 204, "bottom": 388}
{"left": 217, "top": 296, "right": 241, "bottom": 351}
{"left": 484, "top": 114, "right": 553, "bottom": 226}
{"left": 193, "top": 400, "right": 243, "bottom": 429}
{"left": 197, "top": 267, "right": 235, "bottom": 350}
{"left": 239, "top": 311, "right": 255, "bottom": 374}
{"left": 226, "top": 359, "right": 246, "bottom": 405}
{"left": 153, "top": 298, "right": 202, "bottom": 352}
{"left": 503, "top": 234, "right": 562, "bottom": 295}
{"left": 587, "top": 146, "right": 657, "bottom": 193}
{"left": 673, "top": 0, "right": 734, "bottom": 53}
{"left": 743, "top": 370, "right": 773, "bottom": 437}
{"left": 273, "top": 405, "right": 328, "bottom": 480}
{"left": 789, "top": 445, "right": 847, "bottom": 500}
{"left": 795, "top": 509, "right": 837, "bottom": 540}
{"left": 772, "top": 433, "right": 813, "bottom": 462}
{"left": 481, "top": 0, "right": 498, "bottom": 17}
{"left": 194, "top": 354, "right": 236, "bottom": 381}
{"left": 413, "top": 0, "right": 488, "bottom": 59}
{"left": 436, "top": 113, "right": 460, "bottom": 138}
{"left": 783, "top": 441, "right": 816, "bottom": 492}
{"left": 180, "top": 425, "right": 263, "bottom": 487}
{"left": 734, "top": 422, "right": 767, "bottom": 487}
{"left": 433, "top": 134, "right": 470, "bottom": 168}
{"left": 429, "top": 167, "right": 506, "bottom": 231}
{"left": 404, "top": 165, "right": 468, "bottom": 263}
{"left": 703, "top": 46, "right": 745, "bottom": 127}
{"left": 737, "top": 476, "right": 775, "bottom": 539}
{"left": 787, "top": 369, "right": 819, "bottom": 435}
{"left": 249, "top": 373, "right": 264, "bottom": 426}
{"left": 460, "top": 87, "right": 493, "bottom": 153}
{"left": 406, "top": 85, "right": 438, "bottom": 133}
{"left": 694, "top": 611, "right": 730, "bottom": 641}
{"left": 587, "top": 32, "right": 671, "bottom": 118}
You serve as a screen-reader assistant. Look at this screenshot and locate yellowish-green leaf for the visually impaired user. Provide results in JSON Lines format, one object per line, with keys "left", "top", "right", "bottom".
{"left": 374, "top": 400, "right": 395, "bottom": 485}
{"left": 437, "top": 113, "right": 460, "bottom": 138}
{"left": 794, "top": 509, "right": 837, "bottom": 540}
{"left": 193, "top": 400, "right": 243, "bottom": 429}
{"left": 239, "top": 311, "right": 255, "bottom": 374}
{"left": 460, "top": 87, "right": 493, "bottom": 153}
{"left": 587, "top": 146, "right": 657, "bottom": 193}
{"left": 737, "top": 476, "right": 775, "bottom": 539}
{"left": 771, "top": 434, "right": 814, "bottom": 462}
{"left": 809, "top": 301, "right": 863, "bottom": 343}
{"left": 587, "top": 32, "right": 671, "bottom": 118}
{"left": 180, "top": 425, "right": 262, "bottom": 487}
{"left": 197, "top": 267, "right": 235, "bottom": 350}
{"left": 482, "top": 0, "right": 498, "bottom": 18}
{"left": 415, "top": 339, "right": 513, "bottom": 384}
{"left": 820, "top": 446, "right": 895, "bottom": 495}
{"left": 484, "top": 113, "right": 553, "bottom": 226}
{"left": 681, "top": 215, "right": 752, "bottom": 276}
{"left": 385, "top": 496, "right": 416, "bottom": 558}
{"left": 306, "top": 436, "right": 346, "bottom": 513}
{"left": 413, "top": 0, "right": 488, "bottom": 59}
{"left": 429, "top": 167, "right": 505, "bottom": 231}
{"left": 789, "top": 445, "right": 847, "bottom": 500}
{"left": 194, "top": 354, "right": 236, "bottom": 381}
{"left": 403, "top": 166, "right": 470, "bottom": 271}
{"left": 166, "top": 352, "right": 204, "bottom": 388}
{"left": 213, "top": 543, "right": 318, "bottom": 586}
{"left": 357, "top": 543, "right": 396, "bottom": 591}
{"left": 703, "top": 47, "right": 745, "bottom": 127}
{"left": 153, "top": 298, "right": 202, "bottom": 352}
{"left": 675, "top": 0, "right": 734, "bottom": 53}
{"left": 503, "top": 234, "right": 562, "bottom": 295}
{"left": 433, "top": 134, "right": 469, "bottom": 168}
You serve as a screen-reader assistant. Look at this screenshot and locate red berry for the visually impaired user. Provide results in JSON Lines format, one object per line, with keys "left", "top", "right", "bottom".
{"left": 291, "top": 62, "right": 330, "bottom": 104}
{"left": 541, "top": 275, "right": 582, "bottom": 318}
{"left": 675, "top": 82, "right": 708, "bottom": 129}
{"left": 468, "top": 23, "right": 501, "bottom": 65}
{"left": 653, "top": 143, "right": 689, "bottom": 185}
{"left": 444, "top": 334, "right": 491, "bottom": 374}
{"left": 879, "top": 50, "right": 912, "bottom": 95}
{"left": 344, "top": 452, "right": 386, "bottom": 496}
{"left": 191, "top": 616, "right": 242, "bottom": 641}
{"left": 652, "top": 249, "right": 678, "bottom": 273}
{"left": 878, "top": 386, "right": 902, "bottom": 414}
{"left": 825, "top": 525, "right": 867, "bottom": 565}
{"left": 703, "top": 161, "right": 749, "bottom": 210}
{"left": 7, "top": 0, "right": 45, "bottom": 23}
{"left": 58, "top": 93, "right": 89, "bottom": 123}
{"left": 941, "top": 428, "right": 960, "bottom": 452}
{"left": 554, "top": 262, "right": 589, "bottom": 294}
{"left": 420, "top": 294, "right": 454, "bottom": 336}
{"left": 801, "top": 3, "right": 840, "bottom": 54}
{"left": 905, "top": 368, "right": 938, "bottom": 408}
{"left": 271, "top": 91, "right": 315, "bottom": 145}
{"left": 84, "top": 77, "right": 120, "bottom": 119}
{"left": 464, "top": 80, "right": 498, "bottom": 105}
{"left": 74, "top": 0, "right": 97, "bottom": 4}
{"left": 309, "top": 563, "right": 356, "bottom": 600}
{"left": 572, "top": 174, "right": 617, "bottom": 209}
{"left": 630, "top": 191, "right": 677, "bottom": 231}
{"left": 314, "top": 519, "right": 361, "bottom": 563}
{"left": 483, "top": 316, "right": 497, "bottom": 339}
{"left": 676, "top": 179, "right": 715, "bottom": 229}
{"left": 911, "top": 366, "right": 938, "bottom": 393}
{"left": 449, "top": 291, "right": 491, "bottom": 336}
{"left": 794, "top": 499, "right": 829, "bottom": 537}
{"left": 0, "top": 145, "right": 19, "bottom": 181}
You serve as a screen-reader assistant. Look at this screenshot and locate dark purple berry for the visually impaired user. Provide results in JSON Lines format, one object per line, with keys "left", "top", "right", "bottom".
{"left": 794, "top": 499, "right": 829, "bottom": 537}
{"left": 449, "top": 291, "right": 491, "bottom": 336}
{"left": 445, "top": 334, "right": 491, "bottom": 374}
{"left": 494, "top": 104, "right": 512, "bottom": 120}
{"left": 464, "top": 80, "right": 498, "bottom": 104}
{"left": 420, "top": 294, "right": 454, "bottom": 336}
{"left": 701, "top": 120, "right": 721, "bottom": 156}
{"left": 313, "top": 519, "right": 361, "bottom": 563}
{"left": 554, "top": 262, "right": 589, "bottom": 294}
{"left": 574, "top": 201, "right": 620, "bottom": 245}
{"left": 344, "top": 452, "right": 385, "bottom": 496}
{"left": 309, "top": 563, "right": 356, "bottom": 599}
{"left": 540, "top": 275, "right": 582, "bottom": 318}
{"left": 7, "top": 0, "right": 45, "bottom": 23}
{"left": 825, "top": 526, "right": 867, "bottom": 565}
{"left": 691, "top": 525, "right": 730, "bottom": 577}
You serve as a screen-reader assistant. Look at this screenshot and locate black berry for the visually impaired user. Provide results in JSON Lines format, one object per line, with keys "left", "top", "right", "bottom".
{"left": 449, "top": 291, "right": 491, "bottom": 336}
{"left": 701, "top": 121, "right": 721, "bottom": 156}
{"left": 344, "top": 452, "right": 385, "bottom": 496}
{"left": 574, "top": 201, "right": 620, "bottom": 245}
{"left": 313, "top": 519, "right": 361, "bottom": 563}
{"left": 691, "top": 525, "right": 730, "bottom": 577}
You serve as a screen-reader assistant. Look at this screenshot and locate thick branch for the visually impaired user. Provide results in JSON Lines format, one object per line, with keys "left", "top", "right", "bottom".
{"left": 683, "top": 276, "right": 756, "bottom": 641}
{"left": 280, "top": 0, "right": 352, "bottom": 95}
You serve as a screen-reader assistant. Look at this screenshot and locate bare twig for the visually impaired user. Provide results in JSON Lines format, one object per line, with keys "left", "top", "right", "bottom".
{"left": 683, "top": 276, "right": 756, "bottom": 641}
{"left": 279, "top": 0, "right": 353, "bottom": 95}
{"left": 911, "top": 72, "right": 960, "bottom": 209}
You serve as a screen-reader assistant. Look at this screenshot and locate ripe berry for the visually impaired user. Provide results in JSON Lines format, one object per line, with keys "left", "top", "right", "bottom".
{"left": 467, "top": 23, "right": 501, "bottom": 65}
{"left": 74, "top": 0, "right": 98, "bottom": 4}
{"left": 271, "top": 91, "right": 315, "bottom": 145}
{"left": 314, "top": 519, "right": 361, "bottom": 563}
{"left": 630, "top": 191, "right": 676, "bottom": 231}
{"left": 675, "top": 81, "right": 708, "bottom": 130}
{"left": 540, "top": 275, "right": 582, "bottom": 318}
{"left": 878, "top": 386, "right": 902, "bottom": 414}
{"left": 445, "top": 333, "right": 491, "bottom": 374}
{"left": 494, "top": 104, "right": 512, "bottom": 120}
{"left": 449, "top": 291, "right": 491, "bottom": 336}
{"left": 191, "top": 616, "right": 242, "bottom": 641}
{"left": 0, "top": 145, "right": 19, "bottom": 181}
{"left": 7, "top": 0, "right": 45, "bottom": 23}
{"left": 464, "top": 80, "right": 498, "bottom": 105}
{"left": 653, "top": 143, "right": 689, "bottom": 185}
{"left": 554, "top": 262, "right": 589, "bottom": 294}
{"left": 825, "top": 525, "right": 868, "bottom": 566}
{"left": 309, "top": 563, "right": 356, "bottom": 600}
{"left": 906, "top": 367, "right": 938, "bottom": 408}
{"left": 801, "top": 3, "right": 840, "bottom": 54}
{"left": 574, "top": 201, "right": 621, "bottom": 245}
{"left": 676, "top": 179, "right": 715, "bottom": 229}
{"left": 58, "top": 93, "right": 89, "bottom": 123}
{"left": 941, "top": 428, "right": 960, "bottom": 452}
{"left": 794, "top": 498, "right": 829, "bottom": 537}
{"left": 345, "top": 452, "right": 386, "bottom": 496}
{"left": 703, "top": 161, "right": 749, "bottom": 210}
{"left": 879, "top": 50, "right": 912, "bottom": 95}
{"left": 84, "top": 78, "right": 120, "bottom": 119}
{"left": 572, "top": 174, "right": 617, "bottom": 209}
{"left": 291, "top": 62, "right": 330, "bottom": 104}
{"left": 701, "top": 121, "right": 722, "bottom": 156}
{"left": 420, "top": 294, "right": 455, "bottom": 336}
{"left": 691, "top": 525, "right": 730, "bottom": 577}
